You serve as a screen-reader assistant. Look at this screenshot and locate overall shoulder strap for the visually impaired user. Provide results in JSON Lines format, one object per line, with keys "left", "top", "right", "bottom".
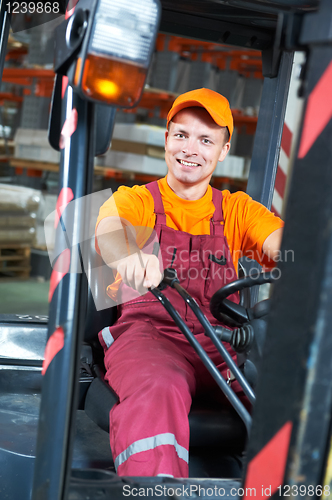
{"left": 210, "top": 187, "right": 224, "bottom": 236}
{"left": 146, "top": 181, "right": 167, "bottom": 226}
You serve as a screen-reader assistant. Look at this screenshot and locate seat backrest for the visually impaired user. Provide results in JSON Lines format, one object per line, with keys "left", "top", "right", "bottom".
{"left": 84, "top": 238, "right": 117, "bottom": 345}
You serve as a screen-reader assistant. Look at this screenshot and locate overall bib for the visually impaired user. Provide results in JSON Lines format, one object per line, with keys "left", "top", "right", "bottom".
{"left": 99, "top": 181, "right": 243, "bottom": 477}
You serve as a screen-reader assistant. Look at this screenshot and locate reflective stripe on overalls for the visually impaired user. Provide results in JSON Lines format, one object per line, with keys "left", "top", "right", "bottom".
{"left": 100, "top": 181, "right": 240, "bottom": 477}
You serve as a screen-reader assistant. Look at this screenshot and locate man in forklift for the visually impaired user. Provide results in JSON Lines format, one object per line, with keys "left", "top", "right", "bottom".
{"left": 95, "top": 88, "right": 284, "bottom": 478}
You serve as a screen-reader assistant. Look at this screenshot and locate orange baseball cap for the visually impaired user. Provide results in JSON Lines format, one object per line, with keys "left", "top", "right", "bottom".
{"left": 166, "top": 88, "right": 233, "bottom": 139}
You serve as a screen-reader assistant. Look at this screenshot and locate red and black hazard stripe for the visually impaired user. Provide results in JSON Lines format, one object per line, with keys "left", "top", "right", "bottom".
{"left": 33, "top": 3, "right": 95, "bottom": 496}
{"left": 298, "top": 59, "right": 332, "bottom": 159}
{"left": 244, "top": 422, "right": 293, "bottom": 499}
{"left": 243, "top": 37, "right": 332, "bottom": 498}
{"left": 45, "top": 40, "right": 86, "bottom": 361}
{"left": 43, "top": 188, "right": 73, "bottom": 375}
{"left": 43, "top": 2, "right": 79, "bottom": 376}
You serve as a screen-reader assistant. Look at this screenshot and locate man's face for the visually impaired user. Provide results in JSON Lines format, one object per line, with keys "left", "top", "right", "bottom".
{"left": 165, "top": 107, "right": 230, "bottom": 191}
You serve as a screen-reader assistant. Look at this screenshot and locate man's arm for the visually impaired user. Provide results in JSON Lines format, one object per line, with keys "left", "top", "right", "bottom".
{"left": 96, "top": 216, "right": 162, "bottom": 292}
{"left": 262, "top": 227, "right": 283, "bottom": 261}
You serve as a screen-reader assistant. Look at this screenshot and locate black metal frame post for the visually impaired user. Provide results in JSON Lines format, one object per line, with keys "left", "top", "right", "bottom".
{"left": 243, "top": 0, "right": 332, "bottom": 496}
{"left": 31, "top": 82, "right": 95, "bottom": 500}
{"left": 241, "top": 49, "right": 294, "bottom": 304}
{"left": 246, "top": 50, "right": 294, "bottom": 209}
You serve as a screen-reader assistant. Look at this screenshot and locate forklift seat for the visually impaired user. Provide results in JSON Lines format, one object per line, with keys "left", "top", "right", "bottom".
{"left": 82, "top": 241, "right": 247, "bottom": 469}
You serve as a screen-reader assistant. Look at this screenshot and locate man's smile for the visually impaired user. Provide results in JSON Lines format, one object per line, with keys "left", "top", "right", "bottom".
{"left": 177, "top": 159, "right": 201, "bottom": 167}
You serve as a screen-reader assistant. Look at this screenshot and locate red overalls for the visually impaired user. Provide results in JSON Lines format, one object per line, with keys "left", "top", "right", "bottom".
{"left": 99, "top": 181, "right": 243, "bottom": 477}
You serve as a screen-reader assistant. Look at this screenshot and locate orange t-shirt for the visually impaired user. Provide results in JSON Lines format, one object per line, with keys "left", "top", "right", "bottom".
{"left": 96, "top": 177, "right": 284, "bottom": 296}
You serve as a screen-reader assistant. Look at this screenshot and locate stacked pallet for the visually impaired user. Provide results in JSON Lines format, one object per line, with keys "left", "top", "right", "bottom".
{"left": 0, "top": 244, "right": 31, "bottom": 280}
{"left": 0, "top": 183, "right": 41, "bottom": 281}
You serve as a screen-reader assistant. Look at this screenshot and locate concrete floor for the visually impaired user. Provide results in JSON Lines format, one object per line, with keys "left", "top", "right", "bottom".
{"left": 0, "top": 278, "right": 50, "bottom": 316}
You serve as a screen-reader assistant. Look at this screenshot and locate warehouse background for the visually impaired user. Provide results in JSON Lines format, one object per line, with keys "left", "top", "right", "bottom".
{"left": 0, "top": 18, "right": 302, "bottom": 315}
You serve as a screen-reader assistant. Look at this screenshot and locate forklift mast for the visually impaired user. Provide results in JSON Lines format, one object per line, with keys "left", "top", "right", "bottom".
{"left": 0, "top": 0, "right": 332, "bottom": 499}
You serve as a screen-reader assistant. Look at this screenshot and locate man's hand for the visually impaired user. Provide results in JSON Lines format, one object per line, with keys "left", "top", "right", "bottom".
{"left": 97, "top": 216, "right": 162, "bottom": 293}
{"left": 116, "top": 252, "right": 162, "bottom": 294}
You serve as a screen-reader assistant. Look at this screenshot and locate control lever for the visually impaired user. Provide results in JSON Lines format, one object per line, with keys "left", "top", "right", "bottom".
{"left": 149, "top": 284, "right": 252, "bottom": 434}
{"left": 159, "top": 268, "right": 255, "bottom": 405}
{"left": 149, "top": 265, "right": 254, "bottom": 433}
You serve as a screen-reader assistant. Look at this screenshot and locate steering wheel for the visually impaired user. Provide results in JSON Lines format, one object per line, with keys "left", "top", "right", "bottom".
{"left": 209, "top": 270, "right": 280, "bottom": 327}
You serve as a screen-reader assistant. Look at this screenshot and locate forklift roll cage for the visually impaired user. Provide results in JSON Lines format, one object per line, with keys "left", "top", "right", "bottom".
{"left": 1, "top": 0, "right": 332, "bottom": 499}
